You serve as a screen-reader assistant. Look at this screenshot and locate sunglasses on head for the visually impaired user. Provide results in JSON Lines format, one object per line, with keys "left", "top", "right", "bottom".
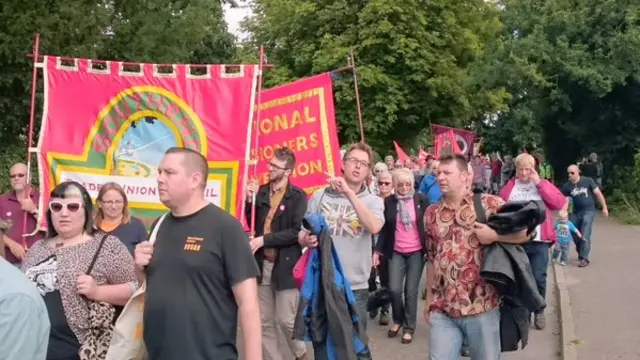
{"left": 49, "top": 201, "right": 83, "bottom": 213}
{"left": 378, "top": 181, "right": 391, "bottom": 186}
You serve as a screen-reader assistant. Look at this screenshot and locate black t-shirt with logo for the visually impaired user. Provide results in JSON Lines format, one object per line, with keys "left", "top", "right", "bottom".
{"left": 25, "top": 256, "right": 80, "bottom": 360}
{"left": 562, "top": 177, "right": 599, "bottom": 213}
{"left": 143, "top": 204, "right": 260, "bottom": 360}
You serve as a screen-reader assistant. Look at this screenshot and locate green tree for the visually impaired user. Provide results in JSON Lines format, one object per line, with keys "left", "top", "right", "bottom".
{"left": 476, "top": 0, "right": 640, "bottom": 182}
{"left": 241, "top": 0, "right": 510, "bottom": 153}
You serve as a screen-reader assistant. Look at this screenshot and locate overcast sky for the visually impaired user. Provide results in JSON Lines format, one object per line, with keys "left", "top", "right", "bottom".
{"left": 224, "top": 3, "right": 252, "bottom": 38}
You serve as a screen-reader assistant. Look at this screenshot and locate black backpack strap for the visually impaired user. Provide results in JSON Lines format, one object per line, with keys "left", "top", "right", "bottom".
{"left": 473, "top": 192, "right": 487, "bottom": 224}
{"left": 87, "top": 233, "right": 108, "bottom": 275}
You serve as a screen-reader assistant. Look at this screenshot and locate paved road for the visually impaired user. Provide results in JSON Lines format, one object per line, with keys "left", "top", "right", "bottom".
{"left": 241, "top": 266, "right": 561, "bottom": 359}
{"left": 563, "top": 216, "right": 640, "bottom": 360}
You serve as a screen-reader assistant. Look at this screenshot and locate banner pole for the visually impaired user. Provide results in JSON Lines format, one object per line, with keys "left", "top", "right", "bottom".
{"left": 20, "top": 33, "right": 40, "bottom": 249}
{"left": 349, "top": 49, "right": 365, "bottom": 143}
{"left": 249, "top": 45, "right": 265, "bottom": 238}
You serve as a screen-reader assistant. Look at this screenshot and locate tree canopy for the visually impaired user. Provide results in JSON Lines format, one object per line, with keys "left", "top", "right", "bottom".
{"left": 241, "top": 0, "right": 510, "bottom": 153}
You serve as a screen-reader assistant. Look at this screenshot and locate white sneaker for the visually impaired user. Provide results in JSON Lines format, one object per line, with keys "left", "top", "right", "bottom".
{"left": 560, "top": 261, "right": 567, "bottom": 266}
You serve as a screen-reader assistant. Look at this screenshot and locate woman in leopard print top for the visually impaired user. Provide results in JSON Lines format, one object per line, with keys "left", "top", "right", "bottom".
{"left": 22, "top": 182, "right": 137, "bottom": 360}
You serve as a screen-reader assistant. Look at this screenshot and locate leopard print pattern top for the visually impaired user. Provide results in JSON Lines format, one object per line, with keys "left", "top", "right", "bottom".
{"left": 22, "top": 232, "right": 137, "bottom": 345}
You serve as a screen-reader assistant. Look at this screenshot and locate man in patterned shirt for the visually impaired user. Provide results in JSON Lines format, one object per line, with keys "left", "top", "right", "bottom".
{"left": 424, "top": 154, "right": 529, "bottom": 360}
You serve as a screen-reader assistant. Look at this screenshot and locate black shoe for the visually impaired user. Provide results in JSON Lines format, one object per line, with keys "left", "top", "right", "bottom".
{"left": 387, "top": 325, "right": 401, "bottom": 338}
{"left": 369, "top": 309, "right": 378, "bottom": 319}
{"left": 379, "top": 311, "right": 390, "bottom": 326}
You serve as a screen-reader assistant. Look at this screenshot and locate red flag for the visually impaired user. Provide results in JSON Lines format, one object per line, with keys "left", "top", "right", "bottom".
{"left": 418, "top": 147, "right": 429, "bottom": 160}
{"left": 434, "top": 130, "right": 462, "bottom": 158}
{"left": 393, "top": 141, "right": 410, "bottom": 162}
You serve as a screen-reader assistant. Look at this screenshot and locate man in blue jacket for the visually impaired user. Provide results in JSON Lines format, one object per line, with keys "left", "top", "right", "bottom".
{"left": 418, "top": 160, "right": 442, "bottom": 204}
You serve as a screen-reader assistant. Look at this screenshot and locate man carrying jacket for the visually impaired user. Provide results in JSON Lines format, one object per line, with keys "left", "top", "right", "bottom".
{"left": 246, "top": 147, "right": 309, "bottom": 360}
{"left": 424, "top": 154, "right": 528, "bottom": 360}
{"left": 299, "top": 142, "right": 385, "bottom": 359}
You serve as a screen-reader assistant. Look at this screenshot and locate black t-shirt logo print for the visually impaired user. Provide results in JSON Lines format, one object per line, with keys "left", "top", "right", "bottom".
{"left": 184, "top": 236, "right": 204, "bottom": 252}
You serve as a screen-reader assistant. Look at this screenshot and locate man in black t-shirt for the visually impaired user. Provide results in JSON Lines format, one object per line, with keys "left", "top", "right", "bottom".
{"left": 135, "top": 147, "right": 262, "bottom": 360}
{"left": 562, "top": 165, "right": 609, "bottom": 267}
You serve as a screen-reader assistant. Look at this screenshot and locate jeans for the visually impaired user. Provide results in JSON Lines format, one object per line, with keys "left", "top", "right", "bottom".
{"left": 313, "top": 289, "right": 372, "bottom": 360}
{"left": 522, "top": 241, "right": 550, "bottom": 314}
{"left": 388, "top": 251, "right": 425, "bottom": 333}
{"left": 553, "top": 244, "right": 570, "bottom": 263}
{"left": 429, "top": 309, "right": 501, "bottom": 360}
{"left": 570, "top": 211, "right": 595, "bottom": 261}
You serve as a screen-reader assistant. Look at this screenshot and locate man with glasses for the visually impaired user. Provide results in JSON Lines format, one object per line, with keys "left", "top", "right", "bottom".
{"left": 299, "top": 142, "right": 385, "bottom": 359}
{"left": 0, "top": 162, "right": 42, "bottom": 267}
{"left": 562, "top": 164, "right": 609, "bottom": 267}
{"left": 246, "top": 147, "right": 309, "bottom": 360}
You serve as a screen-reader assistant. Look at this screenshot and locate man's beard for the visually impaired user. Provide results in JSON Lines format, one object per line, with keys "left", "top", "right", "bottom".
{"left": 269, "top": 172, "right": 284, "bottom": 184}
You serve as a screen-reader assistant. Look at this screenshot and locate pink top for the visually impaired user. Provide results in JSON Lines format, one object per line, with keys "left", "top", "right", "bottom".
{"left": 394, "top": 198, "right": 422, "bottom": 254}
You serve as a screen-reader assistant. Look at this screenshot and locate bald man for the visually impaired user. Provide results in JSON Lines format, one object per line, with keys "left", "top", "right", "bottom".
{"left": 135, "top": 147, "right": 262, "bottom": 360}
{"left": 561, "top": 164, "right": 608, "bottom": 267}
{"left": 0, "top": 162, "right": 42, "bottom": 267}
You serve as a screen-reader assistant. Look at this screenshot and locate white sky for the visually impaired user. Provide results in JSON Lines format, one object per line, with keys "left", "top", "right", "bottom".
{"left": 224, "top": 3, "right": 252, "bottom": 39}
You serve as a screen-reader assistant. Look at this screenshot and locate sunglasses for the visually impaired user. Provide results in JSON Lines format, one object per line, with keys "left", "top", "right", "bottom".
{"left": 49, "top": 201, "right": 83, "bottom": 213}
{"left": 568, "top": 171, "right": 576, "bottom": 175}
{"left": 10, "top": 173, "right": 25, "bottom": 179}
{"left": 378, "top": 181, "right": 391, "bottom": 186}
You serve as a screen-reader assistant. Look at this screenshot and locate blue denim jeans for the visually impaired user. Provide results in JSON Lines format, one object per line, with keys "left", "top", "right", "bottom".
{"left": 313, "top": 289, "right": 372, "bottom": 360}
{"left": 388, "top": 250, "right": 425, "bottom": 333}
{"left": 429, "top": 309, "right": 501, "bottom": 360}
{"left": 570, "top": 211, "right": 595, "bottom": 261}
{"left": 522, "top": 241, "right": 550, "bottom": 314}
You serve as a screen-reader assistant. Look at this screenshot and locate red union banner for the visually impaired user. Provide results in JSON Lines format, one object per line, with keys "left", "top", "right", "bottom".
{"left": 37, "top": 56, "right": 257, "bottom": 228}
{"left": 251, "top": 73, "right": 341, "bottom": 194}
{"left": 432, "top": 124, "right": 476, "bottom": 158}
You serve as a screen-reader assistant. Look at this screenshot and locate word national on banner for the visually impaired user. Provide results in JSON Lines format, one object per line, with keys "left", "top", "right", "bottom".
{"left": 251, "top": 73, "right": 341, "bottom": 194}
{"left": 38, "top": 57, "right": 258, "bottom": 228}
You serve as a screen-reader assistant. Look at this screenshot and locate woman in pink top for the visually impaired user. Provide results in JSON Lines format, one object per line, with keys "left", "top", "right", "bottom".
{"left": 500, "top": 153, "right": 566, "bottom": 331}
{"left": 373, "top": 169, "right": 429, "bottom": 344}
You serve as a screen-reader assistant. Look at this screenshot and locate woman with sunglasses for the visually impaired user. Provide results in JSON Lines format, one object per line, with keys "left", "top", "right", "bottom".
{"left": 373, "top": 169, "right": 429, "bottom": 344}
{"left": 21, "top": 182, "right": 137, "bottom": 360}
{"left": 94, "top": 182, "right": 147, "bottom": 255}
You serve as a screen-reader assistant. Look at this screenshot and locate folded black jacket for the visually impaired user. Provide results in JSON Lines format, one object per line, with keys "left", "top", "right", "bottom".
{"left": 487, "top": 200, "right": 546, "bottom": 236}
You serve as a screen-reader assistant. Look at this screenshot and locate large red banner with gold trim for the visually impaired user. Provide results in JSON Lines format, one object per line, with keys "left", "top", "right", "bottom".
{"left": 251, "top": 73, "right": 341, "bottom": 194}
{"left": 37, "top": 56, "right": 257, "bottom": 228}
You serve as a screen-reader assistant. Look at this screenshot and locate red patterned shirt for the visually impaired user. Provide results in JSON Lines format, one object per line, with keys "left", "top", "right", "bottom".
{"left": 425, "top": 192, "right": 505, "bottom": 317}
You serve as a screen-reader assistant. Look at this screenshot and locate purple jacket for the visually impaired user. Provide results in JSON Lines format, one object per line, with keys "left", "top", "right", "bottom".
{"left": 499, "top": 179, "right": 566, "bottom": 244}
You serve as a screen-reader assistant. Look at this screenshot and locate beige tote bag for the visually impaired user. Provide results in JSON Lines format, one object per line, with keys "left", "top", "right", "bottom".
{"left": 105, "top": 214, "right": 167, "bottom": 360}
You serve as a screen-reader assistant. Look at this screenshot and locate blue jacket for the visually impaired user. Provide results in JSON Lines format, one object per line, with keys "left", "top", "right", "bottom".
{"left": 293, "top": 213, "right": 367, "bottom": 360}
{"left": 419, "top": 174, "right": 442, "bottom": 204}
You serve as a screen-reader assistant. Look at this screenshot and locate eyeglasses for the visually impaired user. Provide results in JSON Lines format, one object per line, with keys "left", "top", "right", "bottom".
{"left": 378, "top": 181, "right": 391, "bottom": 186}
{"left": 568, "top": 171, "right": 576, "bottom": 175}
{"left": 397, "top": 182, "right": 412, "bottom": 188}
{"left": 10, "top": 173, "right": 25, "bottom": 179}
{"left": 345, "top": 157, "right": 370, "bottom": 168}
{"left": 267, "top": 163, "right": 288, "bottom": 171}
{"left": 49, "top": 201, "right": 83, "bottom": 213}
{"left": 100, "top": 200, "right": 124, "bottom": 206}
